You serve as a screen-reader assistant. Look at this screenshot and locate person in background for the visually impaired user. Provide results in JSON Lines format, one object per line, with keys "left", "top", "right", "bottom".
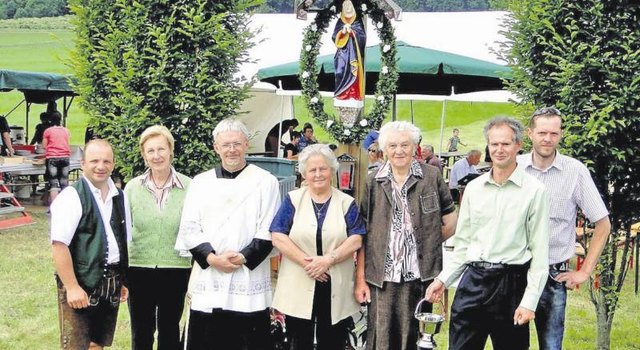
{"left": 297, "top": 123, "right": 318, "bottom": 153}
{"left": 270, "top": 144, "right": 366, "bottom": 350}
{"left": 43, "top": 111, "right": 71, "bottom": 204}
{"left": 355, "top": 121, "right": 457, "bottom": 350}
{"left": 518, "top": 107, "right": 611, "bottom": 350}
{"left": 421, "top": 144, "right": 442, "bottom": 172}
{"left": 51, "top": 139, "right": 131, "bottom": 350}
{"left": 124, "top": 125, "right": 192, "bottom": 350}
{"left": 446, "top": 128, "right": 467, "bottom": 152}
{"left": 448, "top": 149, "right": 481, "bottom": 202}
{"left": 366, "top": 142, "right": 384, "bottom": 175}
{"left": 0, "top": 114, "right": 14, "bottom": 156}
{"left": 265, "top": 118, "right": 299, "bottom": 157}
{"left": 426, "top": 117, "right": 549, "bottom": 350}
{"left": 30, "top": 112, "right": 52, "bottom": 145}
{"left": 175, "top": 118, "right": 280, "bottom": 350}
{"left": 284, "top": 131, "right": 301, "bottom": 160}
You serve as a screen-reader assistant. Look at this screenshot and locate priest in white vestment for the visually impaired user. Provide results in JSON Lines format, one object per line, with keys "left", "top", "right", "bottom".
{"left": 176, "top": 118, "right": 280, "bottom": 350}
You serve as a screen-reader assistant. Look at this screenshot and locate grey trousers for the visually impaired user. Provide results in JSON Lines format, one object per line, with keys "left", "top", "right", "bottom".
{"left": 365, "top": 279, "right": 431, "bottom": 350}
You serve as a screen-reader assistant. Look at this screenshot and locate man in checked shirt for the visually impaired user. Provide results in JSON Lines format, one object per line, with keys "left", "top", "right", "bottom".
{"left": 518, "top": 107, "right": 611, "bottom": 350}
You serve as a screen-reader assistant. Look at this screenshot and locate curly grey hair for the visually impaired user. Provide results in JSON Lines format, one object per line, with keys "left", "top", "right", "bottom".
{"left": 378, "top": 121, "right": 421, "bottom": 149}
{"left": 298, "top": 144, "right": 339, "bottom": 175}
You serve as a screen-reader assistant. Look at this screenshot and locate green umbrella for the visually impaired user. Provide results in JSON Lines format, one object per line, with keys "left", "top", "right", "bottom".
{"left": 257, "top": 41, "right": 511, "bottom": 95}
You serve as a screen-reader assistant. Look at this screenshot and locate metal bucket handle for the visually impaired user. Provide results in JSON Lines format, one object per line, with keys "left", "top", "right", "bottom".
{"left": 414, "top": 298, "right": 445, "bottom": 318}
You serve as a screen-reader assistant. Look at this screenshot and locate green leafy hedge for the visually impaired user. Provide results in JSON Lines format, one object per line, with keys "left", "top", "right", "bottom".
{"left": 69, "top": 0, "right": 257, "bottom": 179}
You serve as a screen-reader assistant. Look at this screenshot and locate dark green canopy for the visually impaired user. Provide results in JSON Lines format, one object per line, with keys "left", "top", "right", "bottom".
{"left": 0, "top": 69, "right": 77, "bottom": 103}
{"left": 257, "top": 41, "right": 512, "bottom": 95}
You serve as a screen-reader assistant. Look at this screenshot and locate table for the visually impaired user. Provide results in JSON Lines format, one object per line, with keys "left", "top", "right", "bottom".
{"left": 438, "top": 151, "right": 466, "bottom": 168}
{"left": 0, "top": 160, "right": 81, "bottom": 176}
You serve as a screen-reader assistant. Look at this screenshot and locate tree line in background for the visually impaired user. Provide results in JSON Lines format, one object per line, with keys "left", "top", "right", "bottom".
{"left": 0, "top": 0, "right": 507, "bottom": 20}
{"left": 0, "top": 0, "right": 68, "bottom": 19}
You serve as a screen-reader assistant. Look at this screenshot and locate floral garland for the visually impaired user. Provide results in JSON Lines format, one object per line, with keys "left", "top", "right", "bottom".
{"left": 299, "top": 0, "right": 398, "bottom": 144}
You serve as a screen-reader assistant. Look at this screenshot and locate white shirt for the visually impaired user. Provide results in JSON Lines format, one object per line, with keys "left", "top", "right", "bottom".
{"left": 518, "top": 152, "right": 609, "bottom": 264}
{"left": 449, "top": 157, "right": 478, "bottom": 188}
{"left": 50, "top": 177, "right": 132, "bottom": 264}
{"left": 176, "top": 164, "right": 280, "bottom": 313}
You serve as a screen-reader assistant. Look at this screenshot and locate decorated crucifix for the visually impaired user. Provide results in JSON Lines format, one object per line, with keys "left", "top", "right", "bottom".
{"left": 296, "top": 0, "right": 401, "bottom": 145}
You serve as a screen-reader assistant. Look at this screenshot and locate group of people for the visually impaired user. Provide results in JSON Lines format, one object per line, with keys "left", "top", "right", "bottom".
{"left": 50, "top": 107, "right": 610, "bottom": 350}
{"left": 264, "top": 119, "right": 319, "bottom": 159}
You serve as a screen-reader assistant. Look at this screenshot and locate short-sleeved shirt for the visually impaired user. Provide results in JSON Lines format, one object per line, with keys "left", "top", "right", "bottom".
{"left": 518, "top": 151, "right": 609, "bottom": 264}
{"left": 449, "top": 157, "right": 478, "bottom": 188}
{"left": 270, "top": 193, "right": 366, "bottom": 255}
{"left": 284, "top": 143, "right": 298, "bottom": 158}
{"left": 0, "top": 117, "right": 9, "bottom": 146}
{"left": 448, "top": 135, "right": 461, "bottom": 152}
{"left": 43, "top": 126, "right": 71, "bottom": 158}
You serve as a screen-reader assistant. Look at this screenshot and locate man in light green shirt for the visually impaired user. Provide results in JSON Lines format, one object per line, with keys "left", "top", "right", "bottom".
{"left": 426, "top": 116, "right": 549, "bottom": 350}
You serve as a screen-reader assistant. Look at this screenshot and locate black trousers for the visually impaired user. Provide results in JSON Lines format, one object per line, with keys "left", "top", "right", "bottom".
{"left": 285, "top": 279, "right": 350, "bottom": 350}
{"left": 187, "top": 308, "right": 271, "bottom": 350}
{"left": 449, "top": 263, "right": 530, "bottom": 350}
{"left": 127, "top": 267, "right": 190, "bottom": 350}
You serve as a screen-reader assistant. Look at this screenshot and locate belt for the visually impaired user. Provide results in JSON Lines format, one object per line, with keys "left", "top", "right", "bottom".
{"left": 550, "top": 262, "right": 569, "bottom": 271}
{"left": 468, "top": 261, "right": 507, "bottom": 269}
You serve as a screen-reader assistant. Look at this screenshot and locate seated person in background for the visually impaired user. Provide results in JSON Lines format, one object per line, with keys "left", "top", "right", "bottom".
{"left": 297, "top": 123, "right": 318, "bottom": 152}
{"left": 366, "top": 142, "right": 384, "bottom": 175}
{"left": 0, "top": 115, "right": 14, "bottom": 156}
{"left": 446, "top": 128, "right": 467, "bottom": 152}
{"left": 449, "top": 149, "right": 481, "bottom": 201}
{"left": 284, "top": 131, "right": 301, "bottom": 159}
{"left": 30, "top": 112, "right": 52, "bottom": 145}
{"left": 421, "top": 144, "right": 442, "bottom": 172}
{"left": 265, "top": 118, "right": 299, "bottom": 157}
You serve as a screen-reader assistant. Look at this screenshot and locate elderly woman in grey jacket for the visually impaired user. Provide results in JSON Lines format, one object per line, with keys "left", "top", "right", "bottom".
{"left": 354, "top": 121, "right": 457, "bottom": 350}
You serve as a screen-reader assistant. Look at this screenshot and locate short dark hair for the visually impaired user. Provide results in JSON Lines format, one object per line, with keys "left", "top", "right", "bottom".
{"left": 49, "top": 111, "right": 62, "bottom": 126}
{"left": 290, "top": 131, "right": 301, "bottom": 139}
{"left": 529, "top": 107, "right": 562, "bottom": 128}
{"left": 303, "top": 123, "right": 314, "bottom": 133}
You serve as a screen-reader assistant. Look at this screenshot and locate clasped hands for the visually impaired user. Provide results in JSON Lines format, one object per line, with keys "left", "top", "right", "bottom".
{"left": 342, "top": 24, "right": 352, "bottom": 34}
{"left": 208, "top": 251, "right": 245, "bottom": 273}
{"left": 303, "top": 255, "right": 332, "bottom": 282}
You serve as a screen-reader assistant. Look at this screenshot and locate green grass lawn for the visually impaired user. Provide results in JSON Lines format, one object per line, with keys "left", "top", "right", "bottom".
{"left": 1, "top": 206, "right": 639, "bottom": 349}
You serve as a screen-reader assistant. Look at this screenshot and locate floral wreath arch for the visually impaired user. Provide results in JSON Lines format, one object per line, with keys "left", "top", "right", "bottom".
{"left": 299, "top": 0, "right": 398, "bottom": 144}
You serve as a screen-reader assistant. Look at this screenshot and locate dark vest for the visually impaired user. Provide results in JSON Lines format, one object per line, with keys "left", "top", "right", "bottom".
{"left": 68, "top": 178, "right": 128, "bottom": 291}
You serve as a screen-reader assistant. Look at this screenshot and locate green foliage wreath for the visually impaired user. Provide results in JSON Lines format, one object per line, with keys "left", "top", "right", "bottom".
{"left": 299, "top": 0, "right": 398, "bottom": 144}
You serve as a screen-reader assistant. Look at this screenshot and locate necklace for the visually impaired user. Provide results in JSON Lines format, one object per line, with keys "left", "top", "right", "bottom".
{"left": 312, "top": 198, "right": 330, "bottom": 216}
{"left": 151, "top": 174, "right": 170, "bottom": 190}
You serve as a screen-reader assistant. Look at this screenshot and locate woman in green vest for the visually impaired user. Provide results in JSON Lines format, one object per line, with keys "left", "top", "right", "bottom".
{"left": 124, "top": 125, "right": 191, "bottom": 350}
{"left": 270, "top": 144, "right": 366, "bottom": 349}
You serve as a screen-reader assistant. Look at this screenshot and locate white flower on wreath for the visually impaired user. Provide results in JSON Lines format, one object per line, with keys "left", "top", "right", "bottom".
{"left": 361, "top": 3, "right": 367, "bottom": 11}
{"left": 377, "top": 95, "right": 385, "bottom": 102}
{"left": 305, "top": 44, "right": 312, "bottom": 52}
{"left": 381, "top": 66, "right": 388, "bottom": 74}
{"left": 326, "top": 120, "right": 334, "bottom": 128}
{"left": 301, "top": 71, "right": 310, "bottom": 79}
{"left": 344, "top": 129, "right": 351, "bottom": 136}
{"left": 310, "top": 23, "right": 317, "bottom": 32}
{"left": 182, "top": 117, "right": 189, "bottom": 125}
{"left": 330, "top": 5, "right": 336, "bottom": 12}
{"left": 359, "top": 119, "right": 368, "bottom": 127}
{"left": 310, "top": 96, "right": 319, "bottom": 104}
{"left": 383, "top": 44, "right": 391, "bottom": 53}
{"left": 377, "top": 22, "right": 383, "bottom": 29}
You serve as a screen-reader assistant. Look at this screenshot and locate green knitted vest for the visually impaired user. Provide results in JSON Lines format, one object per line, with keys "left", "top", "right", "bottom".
{"left": 125, "top": 173, "right": 191, "bottom": 268}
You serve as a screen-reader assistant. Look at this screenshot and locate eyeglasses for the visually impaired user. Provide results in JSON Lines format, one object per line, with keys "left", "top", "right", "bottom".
{"left": 217, "top": 142, "right": 244, "bottom": 150}
{"left": 532, "top": 107, "right": 562, "bottom": 117}
{"left": 368, "top": 149, "right": 377, "bottom": 153}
